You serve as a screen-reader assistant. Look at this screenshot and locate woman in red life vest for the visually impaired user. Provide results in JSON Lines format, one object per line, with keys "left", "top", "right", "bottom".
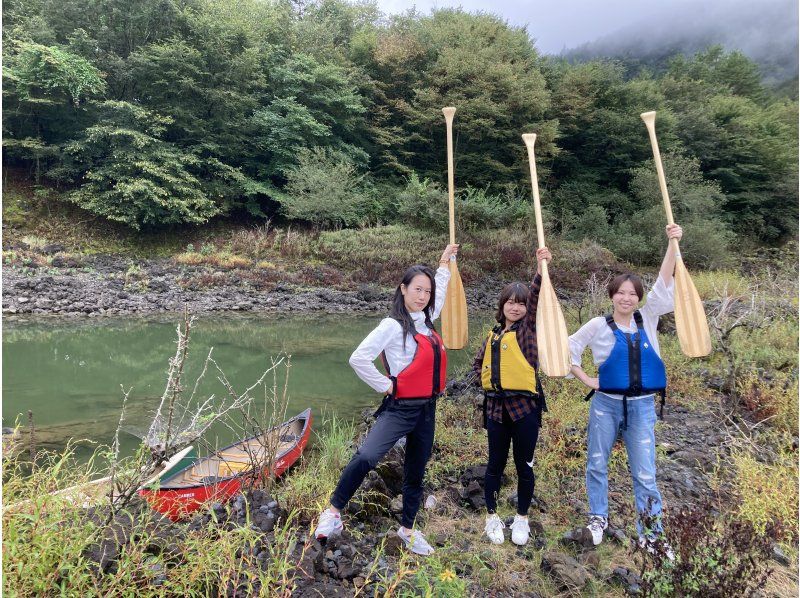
{"left": 314, "top": 243, "right": 459, "bottom": 556}
{"left": 470, "top": 247, "right": 551, "bottom": 546}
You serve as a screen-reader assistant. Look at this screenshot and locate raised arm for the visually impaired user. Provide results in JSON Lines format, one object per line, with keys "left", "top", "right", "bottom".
{"left": 658, "top": 224, "right": 683, "bottom": 287}
{"left": 525, "top": 247, "right": 551, "bottom": 325}
{"left": 431, "top": 243, "right": 459, "bottom": 320}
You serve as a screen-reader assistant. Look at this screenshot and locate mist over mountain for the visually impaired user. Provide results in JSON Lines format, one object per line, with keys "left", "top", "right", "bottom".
{"left": 561, "top": 0, "right": 798, "bottom": 86}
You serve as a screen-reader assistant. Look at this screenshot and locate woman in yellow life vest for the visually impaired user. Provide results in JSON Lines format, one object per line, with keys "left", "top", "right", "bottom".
{"left": 469, "top": 246, "right": 552, "bottom": 546}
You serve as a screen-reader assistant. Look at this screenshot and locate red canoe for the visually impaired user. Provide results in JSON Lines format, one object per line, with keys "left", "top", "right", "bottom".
{"left": 140, "top": 409, "right": 312, "bottom": 520}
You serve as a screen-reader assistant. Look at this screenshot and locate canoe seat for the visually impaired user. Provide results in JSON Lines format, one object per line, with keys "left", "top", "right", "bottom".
{"left": 218, "top": 452, "right": 253, "bottom": 461}
{"left": 219, "top": 460, "right": 250, "bottom": 477}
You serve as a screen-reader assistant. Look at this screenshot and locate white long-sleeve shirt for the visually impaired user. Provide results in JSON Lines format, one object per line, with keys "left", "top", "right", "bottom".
{"left": 568, "top": 275, "right": 674, "bottom": 400}
{"left": 349, "top": 266, "right": 451, "bottom": 394}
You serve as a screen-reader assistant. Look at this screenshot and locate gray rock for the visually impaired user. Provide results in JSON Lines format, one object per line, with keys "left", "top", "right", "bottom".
{"left": 772, "top": 544, "right": 791, "bottom": 566}
{"left": 389, "top": 495, "right": 403, "bottom": 514}
{"left": 578, "top": 551, "right": 600, "bottom": 570}
{"left": 610, "top": 566, "right": 642, "bottom": 594}
{"left": 606, "top": 525, "right": 627, "bottom": 545}
{"left": 41, "top": 243, "right": 65, "bottom": 255}
{"left": 561, "top": 527, "right": 595, "bottom": 549}
{"left": 672, "top": 449, "right": 713, "bottom": 472}
{"left": 540, "top": 552, "right": 588, "bottom": 590}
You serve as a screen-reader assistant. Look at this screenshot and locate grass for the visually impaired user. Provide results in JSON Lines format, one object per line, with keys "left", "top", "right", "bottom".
{"left": 3, "top": 177, "right": 797, "bottom": 593}
{"left": 174, "top": 250, "right": 253, "bottom": 269}
{"left": 730, "top": 448, "right": 799, "bottom": 541}
{"left": 275, "top": 413, "right": 356, "bottom": 518}
{"left": 691, "top": 269, "right": 752, "bottom": 300}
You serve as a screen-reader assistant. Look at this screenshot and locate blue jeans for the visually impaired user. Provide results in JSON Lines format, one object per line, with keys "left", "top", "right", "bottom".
{"left": 586, "top": 392, "right": 663, "bottom": 536}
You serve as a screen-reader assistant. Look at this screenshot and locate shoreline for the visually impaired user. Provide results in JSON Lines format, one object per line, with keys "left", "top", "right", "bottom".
{"left": 2, "top": 255, "right": 503, "bottom": 318}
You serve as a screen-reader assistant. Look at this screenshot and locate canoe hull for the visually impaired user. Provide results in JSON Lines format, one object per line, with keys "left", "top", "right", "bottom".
{"left": 140, "top": 409, "right": 312, "bottom": 521}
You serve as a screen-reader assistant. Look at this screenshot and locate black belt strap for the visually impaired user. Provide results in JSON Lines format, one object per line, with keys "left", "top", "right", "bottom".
{"left": 622, "top": 395, "right": 628, "bottom": 430}
{"left": 536, "top": 374, "right": 548, "bottom": 413}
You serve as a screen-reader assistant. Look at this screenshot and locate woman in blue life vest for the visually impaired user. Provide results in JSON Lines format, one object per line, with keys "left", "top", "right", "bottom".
{"left": 470, "top": 247, "right": 552, "bottom": 546}
{"left": 569, "top": 224, "right": 682, "bottom": 552}
{"left": 314, "top": 243, "right": 459, "bottom": 556}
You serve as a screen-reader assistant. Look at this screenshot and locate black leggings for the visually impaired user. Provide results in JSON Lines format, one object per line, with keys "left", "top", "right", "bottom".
{"left": 484, "top": 405, "right": 541, "bottom": 515}
{"left": 331, "top": 399, "right": 436, "bottom": 528}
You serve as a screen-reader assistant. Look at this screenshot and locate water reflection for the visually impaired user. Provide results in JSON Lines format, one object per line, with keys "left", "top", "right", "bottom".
{"left": 3, "top": 314, "right": 487, "bottom": 458}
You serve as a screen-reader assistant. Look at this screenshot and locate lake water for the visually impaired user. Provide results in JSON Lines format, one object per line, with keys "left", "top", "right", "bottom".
{"left": 3, "top": 314, "right": 488, "bottom": 459}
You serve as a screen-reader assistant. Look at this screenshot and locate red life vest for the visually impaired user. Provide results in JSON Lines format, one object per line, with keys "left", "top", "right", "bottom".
{"left": 381, "top": 330, "right": 447, "bottom": 399}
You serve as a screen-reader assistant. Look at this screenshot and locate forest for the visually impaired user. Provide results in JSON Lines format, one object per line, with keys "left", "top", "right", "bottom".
{"left": 3, "top": 0, "right": 798, "bottom": 268}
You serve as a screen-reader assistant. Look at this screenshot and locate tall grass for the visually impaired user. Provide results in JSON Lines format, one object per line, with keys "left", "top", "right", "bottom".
{"left": 2, "top": 418, "right": 356, "bottom": 596}
{"left": 274, "top": 413, "right": 356, "bottom": 518}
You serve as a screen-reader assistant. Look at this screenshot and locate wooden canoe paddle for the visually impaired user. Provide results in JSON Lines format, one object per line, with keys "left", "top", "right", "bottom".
{"left": 522, "top": 133, "right": 571, "bottom": 377}
{"left": 440, "top": 107, "right": 468, "bottom": 350}
{"left": 641, "top": 111, "right": 712, "bottom": 358}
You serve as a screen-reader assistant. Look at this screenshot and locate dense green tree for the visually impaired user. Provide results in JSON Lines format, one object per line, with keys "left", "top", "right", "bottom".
{"left": 61, "top": 101, "right": 219, "bottom": 229}
{"left": 668, "top": 46, "right": 767, "bottom": 103}
{"left": 356, "top": 9, "right": 554, "bottom": 188}
{"left": 3, "top": 41, "right": 106, "bottom": 181}
{"left": 277, "top": 146, "right": 372, "bottom": 227}
{"left": 613, "top": 154, "right": 733, "bottom": 267}
{"left": 547, "top": 60, "right": 671, "bottom": 188}
{"left": 252, "top": 51, "right": 369, "bottom": 178}
{"left": 663, "top": 48, "right": 798, "bottom": 241}
{"left": 0, "top": 0, "right": 795, "bottom": 245}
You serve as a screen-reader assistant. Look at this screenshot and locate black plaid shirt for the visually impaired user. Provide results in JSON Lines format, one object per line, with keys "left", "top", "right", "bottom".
{"left": 471, "top": 273, "right": 543, "bottom": 423}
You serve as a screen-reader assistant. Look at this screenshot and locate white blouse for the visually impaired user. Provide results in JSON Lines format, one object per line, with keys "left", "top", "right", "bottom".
{"left": 349, "top": 266, "right": 451, "bottom": 394}
{"left": 568, "top": 275, "right": 674, "bottom": 400}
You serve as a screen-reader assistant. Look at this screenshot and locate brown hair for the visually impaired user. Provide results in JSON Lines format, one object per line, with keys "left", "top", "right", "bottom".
{"left": 495, "top": 282, "right": 529, "bottom": 324}
{"left": 607, "top": 274, "right": 644, "bottom": 301}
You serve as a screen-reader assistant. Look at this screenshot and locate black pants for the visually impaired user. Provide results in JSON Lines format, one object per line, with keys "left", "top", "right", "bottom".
{"left": 331, "top": 398, "right": 436, "bottom": 528}
{"left": 484, "top": 404, "right": 541, "bottom": 515}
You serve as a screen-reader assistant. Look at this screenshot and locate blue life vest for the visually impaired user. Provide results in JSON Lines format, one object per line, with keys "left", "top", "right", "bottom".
{"left": 598, "top": 311, "right": 667, "bottom": 396}
{"left": 584, "top": 311, "right": 667, "bottom": 429}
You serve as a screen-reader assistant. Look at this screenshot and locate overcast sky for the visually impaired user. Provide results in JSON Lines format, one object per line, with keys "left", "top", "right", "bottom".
{"left": 374, "top": 0, "right": 798, "bottom": 55}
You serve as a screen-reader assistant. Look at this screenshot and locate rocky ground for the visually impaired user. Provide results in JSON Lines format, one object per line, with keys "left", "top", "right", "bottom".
{"left": 4, "top": 245, "right": 794, "bottom": 595}
{"left": 74, "top": 382, "right": 783, "bottom": 597}
{"left": 2, "top": 250, "right": 502, "bottom": 317}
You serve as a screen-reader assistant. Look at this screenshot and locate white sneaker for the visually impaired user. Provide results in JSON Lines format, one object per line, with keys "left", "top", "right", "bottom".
{"left": 397, "top": 527, "right": 435, "bottom": 556}
{"left": 510, "top": 515, "right": 530, "bottom": 546}
{"left": 314, "top": 508, "right": 343, "bottom": 540}
{"left": 638, "top": 535, "right": 675, "bottom": 561}
{"left": 587, "top": 515, "right": 608, "bottom": 546}
{"left": 484, "top": 514, "right": 505, "bottom": 545}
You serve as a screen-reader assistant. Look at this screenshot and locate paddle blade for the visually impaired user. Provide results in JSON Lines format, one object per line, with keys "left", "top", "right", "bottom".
{"left": 441, "top": 261, "right": 468, "bottom": 350}
{"left": 673, "top": 258, "right": 712, "bottom": 357}
{"left": 535, "top": 273, "right": 571, "bottom": 377}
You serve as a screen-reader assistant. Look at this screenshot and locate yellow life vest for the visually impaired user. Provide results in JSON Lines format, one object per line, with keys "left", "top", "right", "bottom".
{"left": 480, "top": 327, "right": 538, "bottom": 395}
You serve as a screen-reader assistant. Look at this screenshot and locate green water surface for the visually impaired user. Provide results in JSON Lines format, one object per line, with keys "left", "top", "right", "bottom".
{"left": 3, "top": 314, "right": 485, "bottom": 458}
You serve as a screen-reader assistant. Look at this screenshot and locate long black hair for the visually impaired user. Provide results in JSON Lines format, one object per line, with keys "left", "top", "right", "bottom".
{"left": 390, "top": 264, "right": 436, "bottom": 348}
